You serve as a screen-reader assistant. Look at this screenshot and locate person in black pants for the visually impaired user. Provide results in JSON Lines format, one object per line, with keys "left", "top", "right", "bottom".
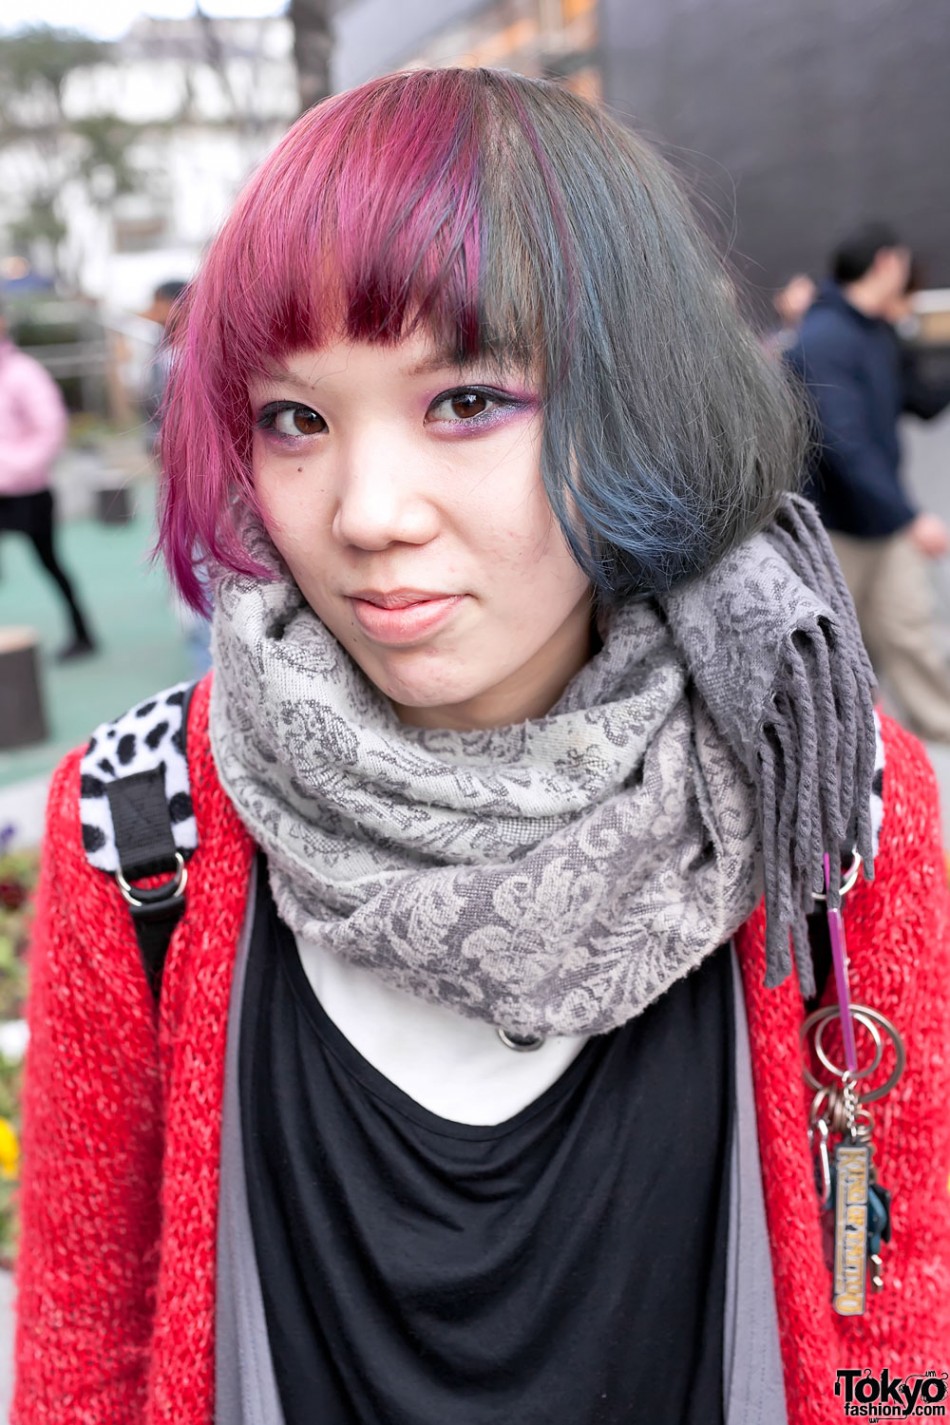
{"left": 0, "top": 306, "right": 97, "bottom": 661}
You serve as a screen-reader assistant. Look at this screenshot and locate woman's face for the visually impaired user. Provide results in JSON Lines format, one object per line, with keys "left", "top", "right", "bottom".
{"left": 249, "top": 332, "right": 593, "bottom": 730}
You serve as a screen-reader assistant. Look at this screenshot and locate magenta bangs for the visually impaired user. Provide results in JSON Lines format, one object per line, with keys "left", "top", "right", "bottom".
{"left": 159, "top": 69, "right": 518, "bottom": 611}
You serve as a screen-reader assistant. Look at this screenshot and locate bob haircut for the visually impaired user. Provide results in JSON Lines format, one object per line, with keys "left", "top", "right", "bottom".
{"left": 159, "top": 66, "right": 803, "bottom": 613}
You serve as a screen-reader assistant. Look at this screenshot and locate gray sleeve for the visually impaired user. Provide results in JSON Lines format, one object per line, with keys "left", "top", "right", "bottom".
{"left": 723, "top": 945, "right": 789, "bottom": 1425}
{"left": 216, "top": 860, "right": 286, "bottom": 1425}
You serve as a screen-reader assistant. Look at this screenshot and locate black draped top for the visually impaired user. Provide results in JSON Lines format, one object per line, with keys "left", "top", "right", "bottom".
{"left": 240, "top": 868, "right": 734, "bottom": 1425}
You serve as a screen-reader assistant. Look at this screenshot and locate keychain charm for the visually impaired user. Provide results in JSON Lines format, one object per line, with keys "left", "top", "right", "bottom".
{"left": 805, "top": 1016, "right": 901, "bottom": 1312}
{"left": 802, "top": 852, "right": 905, "bottom": 1317}
{"left": 832, "top": 1138, "right": 871, "bottom": 1315}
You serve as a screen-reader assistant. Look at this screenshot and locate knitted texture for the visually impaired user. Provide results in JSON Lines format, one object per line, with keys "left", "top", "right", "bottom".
{"left": 12, "top": 679, "right": 950, "bottom": 1423}
{"left": 14, "top": 677, "right": 255, "bottom": 1425}
{"left": 735, "top": 714, "right": 950, "bottom": 1422}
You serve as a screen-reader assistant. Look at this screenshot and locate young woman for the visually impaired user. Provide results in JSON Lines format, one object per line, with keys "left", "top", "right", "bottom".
{"left": 13, "top": 68, "right": 950, "bottom": 1425}
{"left": 0, "top": 303, "right": 97, "bottom": 661}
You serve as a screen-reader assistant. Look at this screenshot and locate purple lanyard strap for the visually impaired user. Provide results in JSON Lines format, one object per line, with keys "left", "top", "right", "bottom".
{"left": 823, "top": 851, "right": 859, "bottom": 1076}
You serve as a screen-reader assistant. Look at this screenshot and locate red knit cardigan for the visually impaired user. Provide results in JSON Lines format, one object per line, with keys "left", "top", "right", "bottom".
{"left": 12, "top": 677, "right": 950, "bottom": 1423}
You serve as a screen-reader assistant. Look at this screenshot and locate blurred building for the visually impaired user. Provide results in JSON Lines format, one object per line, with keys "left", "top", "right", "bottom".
{"left": 0, "top": 2, "right": 597, "bottom": 314}
{"left": 335, "top": 0, "right": 597, "bottom": 96}
{"left": 9, "top": 0, "right": 946, "bottom": 332}
{"left": 0, "top": 14, "right": 297, "bottom": 311}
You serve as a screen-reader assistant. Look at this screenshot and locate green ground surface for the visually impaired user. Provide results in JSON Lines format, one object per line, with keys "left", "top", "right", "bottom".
{"left": 0, "top": 482, "right": 192, "bottom": 789}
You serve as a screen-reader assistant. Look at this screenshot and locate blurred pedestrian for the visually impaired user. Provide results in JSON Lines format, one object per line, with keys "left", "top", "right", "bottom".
{"left": 142, "top": 278, "right": 212, "bottom": 673}
{"left": 787, "top": 222, "right": 950, "bottom": 742}
{"left": 14, "top": 72, "right": 950, "bottom": 1425}
{"left": 765, "top": 272, "right": 816, "bottom": 355}
{"left": 881, "top": 260, "right": 950, "bottom": 419}
{"left": 0, "top": 301, "right": 97, "bottom": 660}
{"left": 141, "top": 278, "right": 189, "bottom": 457}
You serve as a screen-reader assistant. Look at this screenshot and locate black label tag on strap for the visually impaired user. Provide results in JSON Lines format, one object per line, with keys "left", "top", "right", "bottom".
{"left": 106, "top": 767, "right": 179, "bottom": 881}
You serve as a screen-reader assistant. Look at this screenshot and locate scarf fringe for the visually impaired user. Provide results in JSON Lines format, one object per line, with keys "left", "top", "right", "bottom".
{"left": 759, "top": 497, "right": 878, "bottom": 994}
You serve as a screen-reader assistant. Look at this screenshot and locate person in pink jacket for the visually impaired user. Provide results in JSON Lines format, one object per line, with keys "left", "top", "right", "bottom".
{"left": 0, "top": 303, "right": 96, "bottom": 660}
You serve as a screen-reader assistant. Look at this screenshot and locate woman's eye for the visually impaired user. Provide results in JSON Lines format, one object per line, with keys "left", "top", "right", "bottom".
{"left": 257, "top": 403, "right": 326, "bottom": 437}
{"left": 428, "top": 389, "right": 497, "bottom": 423}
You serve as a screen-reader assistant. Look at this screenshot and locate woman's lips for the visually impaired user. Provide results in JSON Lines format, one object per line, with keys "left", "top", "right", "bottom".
{"left": 348, "top": 594, "right": 466, "bottom": 644}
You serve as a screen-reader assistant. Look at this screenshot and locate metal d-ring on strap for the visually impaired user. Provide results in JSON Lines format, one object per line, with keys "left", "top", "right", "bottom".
{"left": 115, "top": 851, "right": 188, "bottom": 908}
{"left": 811, "top": 850, "right": 863, "bottom": 902}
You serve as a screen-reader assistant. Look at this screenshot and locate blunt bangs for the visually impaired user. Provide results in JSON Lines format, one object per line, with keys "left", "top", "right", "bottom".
{"left": 159, "top": 67, "right": 803, "bottom": 613}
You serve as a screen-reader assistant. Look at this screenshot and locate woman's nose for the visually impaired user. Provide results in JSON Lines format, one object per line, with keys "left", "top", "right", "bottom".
{"left": 331, "top": 436, "right": 440, "bottom": 551}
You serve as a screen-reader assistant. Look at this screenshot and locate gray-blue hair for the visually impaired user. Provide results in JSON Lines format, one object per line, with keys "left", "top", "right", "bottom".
{"left": 482, "top": 75, "right": 804, "bottom": 600}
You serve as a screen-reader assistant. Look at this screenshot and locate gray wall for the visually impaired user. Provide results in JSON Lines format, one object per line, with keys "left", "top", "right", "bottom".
{"left": 599, "top": 0, "right": 950, "bottom": 313}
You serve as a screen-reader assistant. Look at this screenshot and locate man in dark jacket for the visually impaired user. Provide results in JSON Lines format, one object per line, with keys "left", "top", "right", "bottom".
{"left": 787, "top": 223, "right": 950, "bottom": 742}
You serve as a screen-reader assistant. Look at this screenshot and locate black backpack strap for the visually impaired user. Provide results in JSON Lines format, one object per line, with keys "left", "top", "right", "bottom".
{"left": 109, "top": 767, "right": 190, "bottom": 1003}
{"left": 80, "top": 679, "right": 199, "bottom": 1005}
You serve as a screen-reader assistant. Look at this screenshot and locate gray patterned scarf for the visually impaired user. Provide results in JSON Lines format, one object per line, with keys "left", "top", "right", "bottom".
{"left": 209, "top": 495, "right": 876, "bottom": 1037}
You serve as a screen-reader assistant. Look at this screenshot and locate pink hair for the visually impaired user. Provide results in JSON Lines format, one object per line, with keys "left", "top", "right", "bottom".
{"left": 159, "top": 69, "right": 506, "bottom": 611}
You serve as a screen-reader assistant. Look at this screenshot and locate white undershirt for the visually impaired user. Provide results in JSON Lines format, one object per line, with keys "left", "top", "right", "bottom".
{"left": 295, "top": 933, "right": 589, "bottom": 1126}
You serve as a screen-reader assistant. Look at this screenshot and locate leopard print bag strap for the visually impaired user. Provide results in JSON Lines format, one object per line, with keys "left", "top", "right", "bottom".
{"left": 79, "top": 680, "right": 199, "bottom": 1004}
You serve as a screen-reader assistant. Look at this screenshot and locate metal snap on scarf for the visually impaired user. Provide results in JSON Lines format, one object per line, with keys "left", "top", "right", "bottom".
{"left": 496, "top": 1028, "right": 546, "bottom": 1052}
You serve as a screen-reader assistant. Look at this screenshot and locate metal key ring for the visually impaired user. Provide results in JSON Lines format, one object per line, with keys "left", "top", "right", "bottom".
{"left": 801, "top": 1005, "right": 882, "bottom": 1085}
{"left": 814, "top": 1007, "right": 883, "bottom": 1081}
{"left": 801, "top": 1005, "right": 905, "bottom": 1103}
{"left": 809, "top": 1086, "right": 834, "bottom": 1130}
{"left": 812, "top": 851, "right": 863, "bottom": 902}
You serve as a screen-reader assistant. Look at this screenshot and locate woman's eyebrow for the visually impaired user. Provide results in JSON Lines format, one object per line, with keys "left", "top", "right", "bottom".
{"left": 253, "top": 354, "right": 465, "bottom": 383}
{"left": 254, "top": 361, "right": 311, "bottom": 387}
{"left": 253, "top": 351, "right": 514, "bottom": 387}
{"left": 403, "top": 342, "right": 526, "bottom": 381}
{"left": 252, "top": 363, "right": 354, "bottom": 396}
{"left": 403, "top": 351, "right": 481, "bottom": 378}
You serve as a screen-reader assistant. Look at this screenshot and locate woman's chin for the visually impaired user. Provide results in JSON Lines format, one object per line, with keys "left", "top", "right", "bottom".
{"left": 384, "top": 683, "right": 482, "bottom": 730}
{"left": 334, "top": 628, "right": 480, "bottom": 718}
{"left": 376, "top": 666, "right": 500, "bottom": 731}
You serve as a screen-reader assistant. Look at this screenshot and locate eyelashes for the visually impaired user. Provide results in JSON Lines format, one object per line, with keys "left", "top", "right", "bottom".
{"left": 255, "top": 402, "right": 327, "bottom": 438}
{"left": 253, "top": 386, "right": 532, "bottom": 443}
{"left": 425, "top": 386, "right": 525, "bottom": 429}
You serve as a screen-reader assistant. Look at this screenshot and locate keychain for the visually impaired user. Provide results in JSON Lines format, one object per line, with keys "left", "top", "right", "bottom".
{"left": 801, "top": 853, "right": 905, "bottom": 1316}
